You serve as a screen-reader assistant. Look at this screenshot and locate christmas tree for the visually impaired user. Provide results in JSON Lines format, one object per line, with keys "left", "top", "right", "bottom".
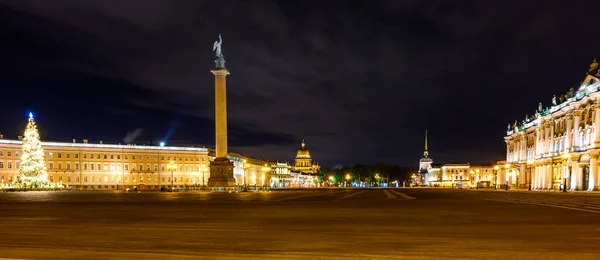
{"left": 18, "top": 112, "right": 48, "bottom": 183}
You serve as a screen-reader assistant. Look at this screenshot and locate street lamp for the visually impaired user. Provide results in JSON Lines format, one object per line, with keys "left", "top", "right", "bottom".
{"left": 241, "top": 159, "right": 248, "bottom": 191}
{"left": 261, "top": 164, "right": 271, "bottom": 190}
{"left": 200, "top": 164, "right": 207, "bottom": 188}
{"left": 493, "top": 166, "right": 499, "bottom": 190}
{"left": 504, "top": 163, "right": 510, "bottom": 190}
{"left": 345, "top": 174, "right": 351, "bottom": 187}
{"left": 562, "top": 153, "right": 570, "bottom": 192}
{"left": 167, "top": 161, "right": 176, "bottom": 192}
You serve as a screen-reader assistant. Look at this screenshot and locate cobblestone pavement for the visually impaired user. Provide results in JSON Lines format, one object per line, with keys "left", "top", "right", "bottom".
{"left": 0, "top": 189, "right": 599, "bottom": 259}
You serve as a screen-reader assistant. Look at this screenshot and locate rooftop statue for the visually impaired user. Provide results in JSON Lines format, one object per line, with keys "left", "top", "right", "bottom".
{"left": 552, "top": 95, "right": 557, "bottom": 106}
{"left": 538, "top": 102, "right": 543, "bottom": 112}
{"left": 589, "top": 58, "right": 599, "bottom": 75}
{"left": 213, "top": 34, "right": 226, "bottom": 68}
{"left": 507, "top": 123, "right": 511, "bottom": 131}
{"left": 567, "top": 87, "right": 574, "bottom": 98}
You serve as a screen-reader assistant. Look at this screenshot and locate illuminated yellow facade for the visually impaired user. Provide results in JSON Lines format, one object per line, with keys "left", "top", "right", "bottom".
{"left": 0, "top": 138, "right": 270, "bottom": 190}
{"left": 505, "top": 60, "right": 600, "bottom": 191}
{"left": 292, "top": 140, "right": 320, "bottom": 174}
{"left": 427, "top": 163, "right": 497, "bottom": 188}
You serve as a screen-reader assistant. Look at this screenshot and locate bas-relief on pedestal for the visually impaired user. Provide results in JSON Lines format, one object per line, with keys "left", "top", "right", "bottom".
{"left": 208, "top": 157, "right": 236, "bottom": 187}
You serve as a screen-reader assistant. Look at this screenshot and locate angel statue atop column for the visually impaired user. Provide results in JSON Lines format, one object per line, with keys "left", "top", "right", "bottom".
{"left": 213, "top": 34, "right": 226, "bottom": 68}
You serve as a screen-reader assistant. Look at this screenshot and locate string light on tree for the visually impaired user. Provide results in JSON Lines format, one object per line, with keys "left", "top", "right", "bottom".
{"left": 18, "top": 112, "right": 48, "bottom": 184}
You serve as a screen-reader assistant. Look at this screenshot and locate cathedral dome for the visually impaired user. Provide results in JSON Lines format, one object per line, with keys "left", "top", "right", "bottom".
{"left": 296, "top": 140, "right": 311, "bottom": 159}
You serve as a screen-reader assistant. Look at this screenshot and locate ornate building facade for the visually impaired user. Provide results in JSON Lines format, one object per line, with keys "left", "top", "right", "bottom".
{"left": 0, "top": 137, "right": 270, "bottom": 190}
{"left": 505, "top": 59, "right": 600, "bottom": 191}
{"left": 292, "top": 140, "right": 320, "bottom": 174}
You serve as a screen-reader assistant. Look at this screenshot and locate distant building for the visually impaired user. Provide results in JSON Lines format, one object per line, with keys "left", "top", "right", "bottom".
{"left": 292, "top": 140, "right": 320, "bottom": 174}
{"left": 427, "top": 163, "right": 496, "bottom": 188}
{"left": 418, "top": 131, "right": 433, "bottom": 185}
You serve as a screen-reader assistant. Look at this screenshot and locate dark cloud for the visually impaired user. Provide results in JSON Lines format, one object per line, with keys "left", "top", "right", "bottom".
{"left": 1, "top": 0, "right": 600, "bottom": 167}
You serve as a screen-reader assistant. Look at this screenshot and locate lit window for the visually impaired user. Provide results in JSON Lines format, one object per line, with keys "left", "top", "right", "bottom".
{"left": 57, "top": 153, "right": 60, "bottom": 158}
{"left": 48, "top": 153, "right": 53, "bottom": 158}
{"left": 0, "top": 162, "right": 3, "bottom": 168}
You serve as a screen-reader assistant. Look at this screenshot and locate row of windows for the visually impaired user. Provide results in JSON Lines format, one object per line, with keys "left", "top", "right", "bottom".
{"left": 0, "top": 151, "right": 19, "bottom": 157}
{"left": 47, "top": 162, "right": 206, "bottom": 172}
{"left": 0, "top": 161, "right": 206, "bottom": 172}
{"left": 47, "top": 153, "right": 205, "bottom": 162}
{"left": 1, "top": 175, "right": 198, "bottom": 184}
{"left": 0, "top": 161, "right": 17, "bottom": 169}
{"left": 0, "top": 150, "right": 208, "bottom": 162}
{"left": 444, "top": 169, "right": 491, "bottom": 173}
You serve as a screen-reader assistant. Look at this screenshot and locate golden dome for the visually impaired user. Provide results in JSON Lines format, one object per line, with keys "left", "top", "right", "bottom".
{"left": 296, "top": 140, "right": 311, "bottom": 159}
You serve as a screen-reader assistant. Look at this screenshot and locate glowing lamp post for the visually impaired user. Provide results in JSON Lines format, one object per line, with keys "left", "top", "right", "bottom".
{"left": 200, "top": 164, "right": 207, "bottom": 187}
{"left": 493, "top": 166, "right": 499, "bottom": 190}
{"left": 167, "top": 161, "right": 177, "bottom": 192}
{"left": 261, "top": 164, "right": 271, "bottom": 189}
{"left": 504, "top": 164, "right": 510, "bottom": 190}
{"left": 345, "top": 174, "right": 351, "bottom": 187}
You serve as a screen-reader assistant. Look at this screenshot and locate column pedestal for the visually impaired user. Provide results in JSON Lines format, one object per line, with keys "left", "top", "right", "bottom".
{"left": 208, "top": 157, "right": 236, "bottom": 187}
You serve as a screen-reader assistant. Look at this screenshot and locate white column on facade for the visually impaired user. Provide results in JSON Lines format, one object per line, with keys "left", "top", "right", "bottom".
{"left": 566, "top": 115, "right": 573, "bottom": 152}
{"left": 535, "top": 124, "right": 542, "bottom": 157}
{"left": 573, "top": 110, "right": 582, "bottom": 150}
{"left": 550, "top": 122, "right": 555, "bottom": 155}
{"left": 594, "top": 104, "right": 600, "bottom": 146}
{"left": 543, "top": 164, "right": 548, "bottom": 189}
{"left": 590, "top": 152, "right": 598, "bottom": 191}
{"left": 548, "top": 164, "right": 553, "bottom": 189}
{"left": 536, "top": 166, "right": 541, "bottom": 189}
{"left": 523, "top": 137, "right": 527, "bottom": 160}
{"left": 570, "top": 161, "right": 578, "bottom": 191}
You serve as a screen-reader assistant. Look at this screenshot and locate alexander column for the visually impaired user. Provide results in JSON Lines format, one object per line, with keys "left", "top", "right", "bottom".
{"left": 207, "top": 34, "right": 236, "bottom": 187}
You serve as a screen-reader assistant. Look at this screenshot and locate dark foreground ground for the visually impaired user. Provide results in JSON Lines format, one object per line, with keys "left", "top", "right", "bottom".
{"left": 1, "top": 188, "right": 600, "bottom": 259}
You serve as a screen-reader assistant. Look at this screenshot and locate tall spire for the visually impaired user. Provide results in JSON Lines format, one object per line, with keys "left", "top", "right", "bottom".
{"left": 424, "top": 130, "right": 428, "bottom": 151}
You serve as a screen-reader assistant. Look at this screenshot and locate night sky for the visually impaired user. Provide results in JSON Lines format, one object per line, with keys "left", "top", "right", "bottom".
{"left": 2, "top": 0, "right": 600, "bottom": 167}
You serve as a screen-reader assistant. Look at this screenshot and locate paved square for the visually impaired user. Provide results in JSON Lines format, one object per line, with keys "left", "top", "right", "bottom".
{"left": 0, "top": 189, "right": 598, "bottom": 259}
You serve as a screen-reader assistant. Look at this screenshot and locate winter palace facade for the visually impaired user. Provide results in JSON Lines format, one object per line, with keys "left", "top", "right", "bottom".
{"left": 505, "top": 59, "right": 600, "bottom": 191}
